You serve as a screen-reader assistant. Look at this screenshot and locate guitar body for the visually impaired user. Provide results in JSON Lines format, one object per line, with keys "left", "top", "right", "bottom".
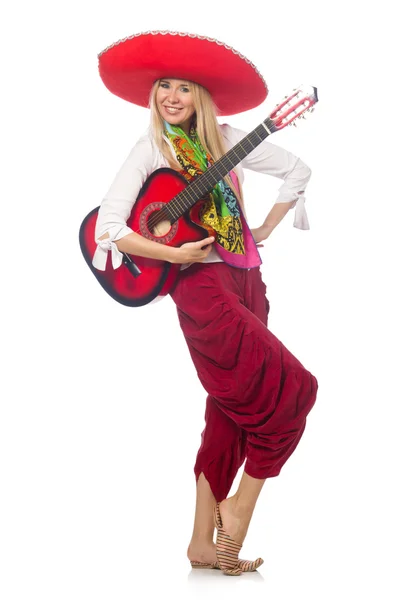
{"left": 79, "top": 168, "right": 214, "bottom": 307}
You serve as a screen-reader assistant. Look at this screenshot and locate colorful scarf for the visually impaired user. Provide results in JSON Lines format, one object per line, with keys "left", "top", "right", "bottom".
{"left": 163, "top": 121, "right": 245, "bottom": 256}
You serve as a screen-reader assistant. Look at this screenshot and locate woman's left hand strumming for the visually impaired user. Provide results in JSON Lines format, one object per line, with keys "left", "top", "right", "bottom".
{"left": 251, "top": 225, "right": 271, "bottom": 247}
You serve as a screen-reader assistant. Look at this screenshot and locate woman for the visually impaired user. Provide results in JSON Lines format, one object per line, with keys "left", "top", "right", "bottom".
{"left": 92, "top": 31, "right": 318, "bottom": 576}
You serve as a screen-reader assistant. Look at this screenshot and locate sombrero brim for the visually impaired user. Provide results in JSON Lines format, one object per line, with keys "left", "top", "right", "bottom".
{"left": 98, "top": 30, "right": 268, "bottom": 116}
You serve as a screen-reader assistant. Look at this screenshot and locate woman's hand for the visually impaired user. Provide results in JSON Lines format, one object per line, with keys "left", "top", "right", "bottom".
{"left": 251, "top": 225, "right": 271, "bottom": 247}
{"left": 176, "top": 236, "right": 216, "bottom": 264}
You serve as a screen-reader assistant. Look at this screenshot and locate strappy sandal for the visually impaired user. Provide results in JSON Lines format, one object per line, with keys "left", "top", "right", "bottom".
{"left": 213, "top": 502, "right": 243, "bottom": 575}
{"left": 190, "top": 561, "right": 218, "bottom": 569}
{"left": 213, "top": 502, "right": 263, "bottom": 576}
{"left": 190, "top": 557, "right": 264, "bottom": 571}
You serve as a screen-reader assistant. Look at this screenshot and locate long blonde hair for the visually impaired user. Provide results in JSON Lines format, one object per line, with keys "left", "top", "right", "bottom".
{"left": 149, "top": 79, "right": 243, "bottom": 203}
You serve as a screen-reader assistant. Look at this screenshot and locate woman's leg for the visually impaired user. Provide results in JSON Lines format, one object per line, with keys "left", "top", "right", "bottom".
{"left": 187, "top": 395, "right": 247, "bottom": 564}
{"left": 187, "top": 472, "right": 217, "bottom": 564}
{"left": 187, "top": 473, "right": 266, "bottom": 571}
{"left": 218, "top": 471, "right": 266, "bottom": 545}
{"left": 187, "top": 267, "right": 270, "bottom": 559}
{"left": 172, "top": 263, "right": 318, "bottom": 567}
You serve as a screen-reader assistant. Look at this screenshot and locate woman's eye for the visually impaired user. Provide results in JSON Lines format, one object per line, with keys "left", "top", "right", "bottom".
{"left": 160, "top": 83, "right": 189, "bottom": 92}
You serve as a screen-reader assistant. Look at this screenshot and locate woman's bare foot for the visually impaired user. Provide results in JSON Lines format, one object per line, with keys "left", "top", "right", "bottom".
{"left": 187, "top": 540, "right": 218, "bottom": 565}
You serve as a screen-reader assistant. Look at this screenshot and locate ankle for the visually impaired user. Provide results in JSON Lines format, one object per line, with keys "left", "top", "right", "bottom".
{"left": 223, "top": 496, "right": 255, "bottom": 521}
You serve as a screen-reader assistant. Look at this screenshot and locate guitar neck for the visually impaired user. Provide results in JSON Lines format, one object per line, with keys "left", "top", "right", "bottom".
{"left": 167, "top": 119, "right": 272, "bottom": 221}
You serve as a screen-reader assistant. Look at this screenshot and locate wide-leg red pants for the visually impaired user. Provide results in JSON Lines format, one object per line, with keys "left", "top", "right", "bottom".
{"left": 170, "top": 262, "right": 318, "bottom": 502}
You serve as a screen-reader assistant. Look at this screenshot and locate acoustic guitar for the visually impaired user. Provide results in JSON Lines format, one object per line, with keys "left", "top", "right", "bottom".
{"left": 79, "top": 85, "right": 318, "bottom": 307}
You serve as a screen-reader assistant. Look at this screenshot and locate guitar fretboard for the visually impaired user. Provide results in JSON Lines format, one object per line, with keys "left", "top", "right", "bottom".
{"left": 166, "top": 120, "right": 272, "bottom": 222}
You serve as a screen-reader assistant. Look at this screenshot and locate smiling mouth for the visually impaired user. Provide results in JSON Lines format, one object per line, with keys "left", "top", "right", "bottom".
{"left": 164, "top": 106, "right": 183, "bottom": 113}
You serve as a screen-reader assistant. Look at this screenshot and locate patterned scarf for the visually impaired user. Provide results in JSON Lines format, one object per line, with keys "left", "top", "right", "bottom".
{"left": 163, "top": 121, "right": 245, "bottom": 255}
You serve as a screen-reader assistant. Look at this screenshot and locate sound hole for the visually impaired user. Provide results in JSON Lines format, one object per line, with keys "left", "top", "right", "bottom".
{"left": 140, "top": 202, "right": 178, "bottom": 243}
{"left": 147, "top": 209, "right": 171, "bottom": 237}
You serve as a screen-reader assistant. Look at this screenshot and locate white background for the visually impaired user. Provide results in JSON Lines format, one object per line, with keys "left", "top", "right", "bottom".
{"left": 1, "top": 1, "right": 396, "bottom": 598}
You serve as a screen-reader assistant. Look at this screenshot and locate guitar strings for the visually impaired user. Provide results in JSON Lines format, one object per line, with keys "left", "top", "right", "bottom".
{"left": 132, "top": 125, "right": 270, "bottom": 236}
{"left": 132, "top": 138, "right": 258, "bottom": 236}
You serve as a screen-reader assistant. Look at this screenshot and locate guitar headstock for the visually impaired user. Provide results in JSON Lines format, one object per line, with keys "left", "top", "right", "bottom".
{"left": 265, "top": 85, "right": 318, "bottom": 132}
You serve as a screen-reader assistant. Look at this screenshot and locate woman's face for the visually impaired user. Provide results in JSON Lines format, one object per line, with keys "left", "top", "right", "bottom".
{"left": 156, "top": 79, "right": 196, "bottom": 132}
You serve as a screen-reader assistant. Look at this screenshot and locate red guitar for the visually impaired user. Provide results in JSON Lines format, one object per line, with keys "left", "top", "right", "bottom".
{"left": 79, "top": 85, "right": 318, "bottom": 307}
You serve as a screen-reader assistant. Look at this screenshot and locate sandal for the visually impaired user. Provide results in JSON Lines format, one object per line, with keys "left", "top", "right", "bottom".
{"left": 190, "top": 561, "right": 218, "bottom": 569}
{"left": 190, "top": 557, "right": 264, "bottom": 572}
{"left": 213, "top": 502, "right": 263, "bottom": 576}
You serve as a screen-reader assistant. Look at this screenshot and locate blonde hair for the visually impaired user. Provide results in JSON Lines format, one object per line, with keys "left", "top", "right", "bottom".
{"left": 149, "top": 79, "right": 243, "bottom": 203}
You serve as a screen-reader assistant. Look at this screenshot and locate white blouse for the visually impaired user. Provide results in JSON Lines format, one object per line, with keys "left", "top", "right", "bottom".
{"left": 93, "top": 123, "right": 312, "bottom": 271}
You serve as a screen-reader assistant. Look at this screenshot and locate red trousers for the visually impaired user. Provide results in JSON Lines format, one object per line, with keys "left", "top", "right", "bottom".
{"left": 170, "top": 262, "right": 318, "bottom": 502}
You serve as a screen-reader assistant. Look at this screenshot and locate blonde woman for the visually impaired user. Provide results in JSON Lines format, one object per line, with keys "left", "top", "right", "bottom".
{"left": 92, "top": 31, "right": 318, "bottom": 576}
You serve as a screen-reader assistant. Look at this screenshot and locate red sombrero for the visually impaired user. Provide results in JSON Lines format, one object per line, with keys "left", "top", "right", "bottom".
{"left": 98, "top": 30, "right": 268, "bottom": 116}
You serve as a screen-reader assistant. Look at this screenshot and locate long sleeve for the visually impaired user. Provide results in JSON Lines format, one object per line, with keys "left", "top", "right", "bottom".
{"left": 92, "top": 133, "right": 155, "bottom": 270}
{"left": 221, "top": 124, "right": 312, "bottom": 230}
